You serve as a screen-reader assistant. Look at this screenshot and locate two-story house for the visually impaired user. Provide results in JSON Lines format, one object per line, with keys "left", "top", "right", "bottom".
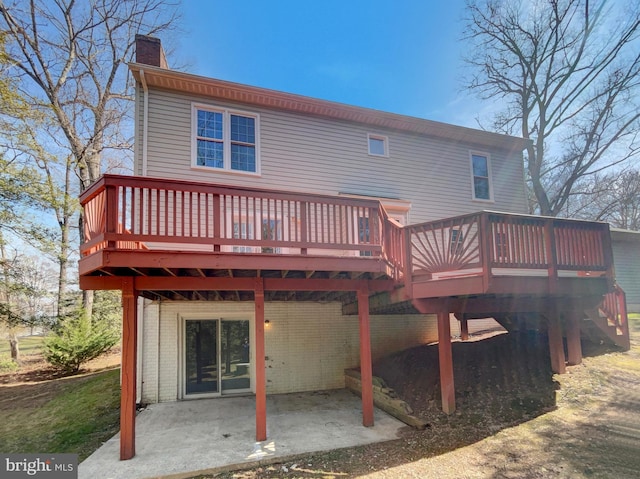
{"left": 79, "top": 36, "right": 629, "bottom": 460}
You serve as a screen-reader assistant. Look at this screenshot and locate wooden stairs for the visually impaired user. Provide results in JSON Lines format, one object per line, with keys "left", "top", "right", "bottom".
{"left": 458, "top": 285, "right": 631, "bottom": 351}
{"left": 583, "top": 285, "right": 630, "bottom": 350}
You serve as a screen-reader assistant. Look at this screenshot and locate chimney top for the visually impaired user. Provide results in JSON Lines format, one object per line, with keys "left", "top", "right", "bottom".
{"left": 135, "top": 34, "right": 168, "bottom": 69}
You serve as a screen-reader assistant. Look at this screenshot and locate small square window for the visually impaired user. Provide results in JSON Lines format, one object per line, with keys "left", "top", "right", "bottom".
{"left": 368, "top": 134, "right": 388, "bottom": 156}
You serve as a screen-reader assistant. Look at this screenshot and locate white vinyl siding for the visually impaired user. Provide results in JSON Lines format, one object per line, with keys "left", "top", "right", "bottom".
{"left": 612, "top": 231, "right": 640, "bottom": 312}
{"left": 139, "top": 89, "right": 528, "bottom": 224}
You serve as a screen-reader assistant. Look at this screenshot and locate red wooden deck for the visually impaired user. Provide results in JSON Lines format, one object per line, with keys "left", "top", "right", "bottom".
{"left": 79, "top": 175, "right": 614, "bottom": 300}
{"left": 79, "top": 174, "right": 629, "bottom": 460}
{"left": 79, "top": 174, "right": 627, "bottom": 350}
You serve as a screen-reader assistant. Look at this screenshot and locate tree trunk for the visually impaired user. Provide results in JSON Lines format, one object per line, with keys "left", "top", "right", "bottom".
{"left": 57, "top": 222, "right": 69, "bottom": 318}
{"left": 9, "top": 332, "right": 19, "bottom": 363}
{"left": 56, "top": 157, "right": 72, "bottom": 319}
{"left": 83, "top": 290, "right": 95, "bottom": 323}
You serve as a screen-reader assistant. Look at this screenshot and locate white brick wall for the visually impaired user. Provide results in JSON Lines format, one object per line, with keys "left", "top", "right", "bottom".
{"left": 140, "top": 300, "right": 438, "bottom": 402}
{"left": 140, "top": 300, "right": 159, "bottom": 404}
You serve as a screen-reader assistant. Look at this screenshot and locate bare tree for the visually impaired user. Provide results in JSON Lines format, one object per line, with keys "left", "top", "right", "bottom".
{"left": 0, "top": 242, "right": 55, "bottom": 362}
{"left": 567, "top": 169, "right": 640, "bottom": 230}
{"left": 0, "top": 0, "right": 180, "bottom": 314}
{"left": 0, "top": 34, "right": 51, "bottom": 245}
{"left": 463, "top": 0, "right": 640, "bottom": 216}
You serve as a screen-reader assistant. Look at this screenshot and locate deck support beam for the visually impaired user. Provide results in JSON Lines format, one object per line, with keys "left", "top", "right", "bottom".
{"left": 120, "top": 278, "right": 138, "bottom": 460}
{"left": 254, "top": 278, "right": 267, "bottom": 441}
{"left": 437, "top": 312, "right": 455, "bottom": 414}
{"left": 358, "top": 286, "right": 374, "bottom": 427}
{"left": 460, "top": 318, "right": 469, "bottom": 341}
{"left": 565, "top": 312, "right": 582, "bottom": 366}
{"left": 547, "top": 309, "right": 566, "bottom": 374}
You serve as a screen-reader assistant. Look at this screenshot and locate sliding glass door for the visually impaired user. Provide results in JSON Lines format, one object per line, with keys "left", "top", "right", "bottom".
{"left": 184, "top": 319, "right": 250, "bottom": 397}
{"left": 221, "top": 320, "right": 251, "bottom": 392}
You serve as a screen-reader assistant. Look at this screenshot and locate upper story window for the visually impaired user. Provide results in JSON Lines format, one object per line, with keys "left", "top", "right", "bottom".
{"left": 368, "top": 134, "right": 388, "bottom": 157}
{"left": 450, "top": 229, "right": 464, "bottom": 255}
{"left": 193, "top": 104, "right": 260, "bottom": 174}
{"left": 470, "top": 152, "right": 493, "bottom": 201}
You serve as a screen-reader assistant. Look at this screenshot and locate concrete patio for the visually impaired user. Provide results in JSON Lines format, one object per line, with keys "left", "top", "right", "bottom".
{"left": 79, "top": 389, "right": 404, "bottom": 479}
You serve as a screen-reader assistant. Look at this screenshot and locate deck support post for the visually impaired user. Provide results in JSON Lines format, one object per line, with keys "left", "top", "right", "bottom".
{"left": 254, "top": 278, "right": 267, "bottom": 441}
{"left": 460, "top": 318, "right": 469, "bottom": 341}
{"left": 565, "top": 312, "right": 582, "bottom": 366}
{"left": 358, "top": 286, "right": 374, "bottom": 427}
{"left": 120, "top": 278, "right": 138, "bottom": 460}
{"left": 437, "top": 312, "right": 455, "bottom": 414}
{"left": 547, "top": 309, "right": 566, "bottom": 374}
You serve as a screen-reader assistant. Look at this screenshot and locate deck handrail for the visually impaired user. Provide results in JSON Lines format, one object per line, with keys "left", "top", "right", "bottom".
{"left": 81, "top": 176, "right": 616, "bottom": 289}
{"left": 404, "top": 211, "right": 614, "bottom": 283}
{"left": 600, "top": 284, "right": 630, "bottom": 349}
{"left": 80, "top": 174, "right": 386, "bottom": 258}
{"left": 379, "top": 205, "right": 405, "bottom": 282}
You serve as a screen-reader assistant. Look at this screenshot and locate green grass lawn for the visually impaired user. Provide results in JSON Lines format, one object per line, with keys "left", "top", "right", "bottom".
{"left": 0, "top": 335, "right": 45, "bottom": 356}
{"left": 0, "top": 368, "right": 120, "bottom": 461}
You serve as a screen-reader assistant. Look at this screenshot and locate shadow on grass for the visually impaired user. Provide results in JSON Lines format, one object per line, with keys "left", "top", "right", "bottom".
{"left": 483, "top": 327, "right": 640, "bottom": 478}
{"left": 0, "top": 366, "right": 120, "bottom": 407}
{"left": 0, "top": 368, "right": 121, "bottom": 461}
{"left": 486, "top": 384, "right": 640, "bottom": 478}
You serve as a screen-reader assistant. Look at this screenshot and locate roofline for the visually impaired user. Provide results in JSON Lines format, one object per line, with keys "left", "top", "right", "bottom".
{"left": 611, "top": 227, "right": 640, "bottom": 241}
{"left": 129, "top": 63, "right": 531, "bottom": 152}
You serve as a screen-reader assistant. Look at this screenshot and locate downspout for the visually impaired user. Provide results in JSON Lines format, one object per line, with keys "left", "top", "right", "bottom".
{"left": 136, "top": 297, "right": 144, "bottom": 404}
{"left": 136, "top": 70, "right": 148, "bottom": 403}
{"left": 156, "top": 300, "right": 161, "bottom": 403}
{"left": 140, "top": 69, "right": 149, "bottom": 177}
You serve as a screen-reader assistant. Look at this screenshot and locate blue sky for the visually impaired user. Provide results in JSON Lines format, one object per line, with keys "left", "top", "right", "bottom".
{"left": 176, "top": 0, "right": 478, "bottom": 127}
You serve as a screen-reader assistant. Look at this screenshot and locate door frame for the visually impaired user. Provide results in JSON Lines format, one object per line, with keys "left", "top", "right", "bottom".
{"left": 178, "top": 313, "right": 254, "bottom": 400}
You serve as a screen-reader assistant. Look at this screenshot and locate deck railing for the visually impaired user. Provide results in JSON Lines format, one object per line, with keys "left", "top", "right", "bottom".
{"left": 379, "top": 205, "right": 405, "bottom": 282}
{"left": 81, "top": 177, "right": 615, "bottom": 289}
{"left": 81, "top": 175, "right": 384, "bottom": 258}
{"left": 405, "top": 211, "right": 613, "bottom": 283}
{"left": 600, "top": 284, "right": 630, "bottom": 348}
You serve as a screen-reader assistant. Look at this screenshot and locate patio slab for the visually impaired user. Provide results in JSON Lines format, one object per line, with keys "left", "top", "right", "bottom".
{"left": 79, "top": 389, "right": 404, "bottom": 479}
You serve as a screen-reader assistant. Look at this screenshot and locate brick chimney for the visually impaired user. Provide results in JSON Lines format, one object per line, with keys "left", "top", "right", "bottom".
{"left": 135, "top": 34, "right": 168, "bottom": 69}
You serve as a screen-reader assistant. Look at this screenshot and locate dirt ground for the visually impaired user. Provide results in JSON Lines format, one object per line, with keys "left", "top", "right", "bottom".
{"left": 2, "top": 327, "right": 639, "bottom": 479}
{"left": 202, "top": 324, "right": 640, "bottom": 479}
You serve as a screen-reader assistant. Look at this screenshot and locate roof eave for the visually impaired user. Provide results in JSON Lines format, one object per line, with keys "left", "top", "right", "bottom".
{"left": 129, "top": 63, "right": 531, "bottom": 152}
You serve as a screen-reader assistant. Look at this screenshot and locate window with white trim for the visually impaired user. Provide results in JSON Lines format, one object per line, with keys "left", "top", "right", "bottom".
{"left": 358, "top": 216, "right": 372, "bottom": 257}
{"left": 368, "top": 134, "right": 388, "bottom": 157}
{"left": 193, "top": 104, "right": 259, "bottom": 173}
{"left": 231, "top": 218, "right": 283, "bottom": 254}
{"left": 450, "top": 229, "right": 464, "bottom": 255}
{"left": 494, "top": 232, "right": 509, "bottom": 260}
{"left": 470, "top": 152, "right": 493, "bottom": 201}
